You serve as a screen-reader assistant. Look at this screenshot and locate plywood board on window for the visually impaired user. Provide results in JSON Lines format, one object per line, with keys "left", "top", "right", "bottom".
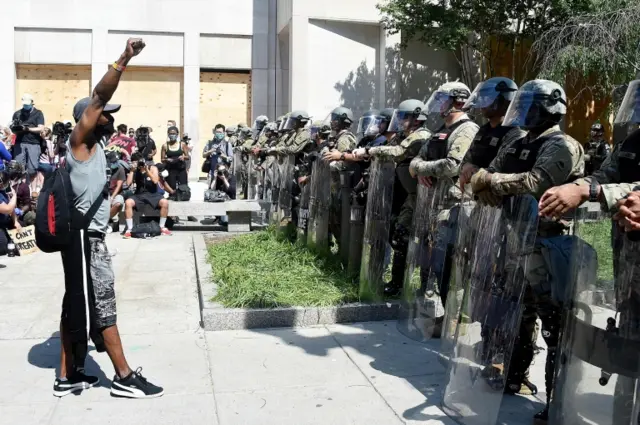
{"left": 109, "top": 66, "right": 184, "bottom": 163}
{"left": 15, "top": 64, "right": 91, "bottom": 127}
{"left": 199, "top": 71, "right": 251, "bottom": 145}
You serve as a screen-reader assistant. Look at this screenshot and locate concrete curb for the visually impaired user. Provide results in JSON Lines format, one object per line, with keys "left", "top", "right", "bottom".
{"left": 192, "top": 234, "right": 401, "bottom": 331}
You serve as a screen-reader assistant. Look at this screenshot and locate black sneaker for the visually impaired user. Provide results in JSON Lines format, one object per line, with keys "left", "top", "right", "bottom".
{"left": 53, "top": 371, "right": 100, "bottom": 397}
{"left": 110, "top": 367, "right": 164, "bottom": 399}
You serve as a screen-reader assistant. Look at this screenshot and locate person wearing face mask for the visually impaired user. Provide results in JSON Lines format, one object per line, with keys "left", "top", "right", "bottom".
{"left": 160, "top": 126, "right": 189, "bottom": 191}
{"left": 11, "top": 94, "right": 45, "bottom": 187}
{"left": 203, "top": 124, "right": 233, "bottom": 186}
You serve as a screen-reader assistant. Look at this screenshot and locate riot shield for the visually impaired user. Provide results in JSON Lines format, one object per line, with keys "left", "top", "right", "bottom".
{"left": 277, "top": 154, "right": 295, "bottom": 234}
{"left": 247, "top": 155, "right": 258, "bottom": 200}
{"left": 441, "top": 195, "right": 538, "bottom": 425}
{"left": 234, "top": 150, "right": 246, "bottom": 199}
{"left": 359, "top": 158, "right": 395, "bottom": 301}
{"left": 550, "top": 205, "right": 640, "bottom": 425}
{"left": 397, "top": 178, "right": 454, "bottom": 341}
{"left": 339, "top": 169, "right": 354, "bottom": 267}
{"left": 296, "top": 178, "right": 312, "bottom": 246}
{"left": 306, "top": 158, "right": 331, "bottom": 256}
{"left": 440, "top": 197, "right": 476, "bottom": 361}
{"left": 269, "top": 156, "right": 281, "bottom": 226}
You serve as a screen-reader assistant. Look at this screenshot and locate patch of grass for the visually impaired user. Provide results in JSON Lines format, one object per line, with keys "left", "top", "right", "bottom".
{"left": 577, "top": 220, "right": 614, "bottom": 288}
{"left": 207, "top": 228, "right": 359, "bottom": 308}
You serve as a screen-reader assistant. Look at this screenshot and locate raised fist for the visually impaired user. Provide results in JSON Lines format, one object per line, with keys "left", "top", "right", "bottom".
{"left": 125, "top": 38, "right": 146, "bottom": 58}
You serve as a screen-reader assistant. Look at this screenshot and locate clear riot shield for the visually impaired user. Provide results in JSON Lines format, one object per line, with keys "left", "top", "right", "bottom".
{"left": 339, "top": 169, "right": 354, "bottom": 267}
{"left": 306, "top": 158, "right": 331, "bottom": 256}
{"left": 247, "top": 155, "right": 258, "bottom": 200}
{"left": 442, "top": 195, "right": 538, "bottom": 425}
{"left": 440, "top": 197, "right": 476, "bottom": 361}
{"left": 269, "top": 156, "right": 281, "bottom": 226}
{"left": 550, "top": 205, "right": 640, "bottom": 425}
{"left": 233, "top": 150, "right": 244, "bottom": 199}
{"left": 277, "top": 154, "right": 295, "bottom": 233}
{"left": 397, "top": 178, "right": 453, "bottom": 341}
{"left": 359, "top": 158, "right": 395, "bottom": 301}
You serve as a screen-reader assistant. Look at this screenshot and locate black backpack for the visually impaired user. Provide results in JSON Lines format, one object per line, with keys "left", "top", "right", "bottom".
{"left": 130, "top": 221, "right": 161, "bottom": 239}
{"left": 35, "top": 167, "right": 105, "bottom": 253}
{"left": 175, "top": 184, "right": 191, "bottom": 202}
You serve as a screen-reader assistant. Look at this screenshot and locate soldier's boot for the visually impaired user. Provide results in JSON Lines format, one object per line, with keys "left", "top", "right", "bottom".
{"left": 384, "top": 249, "right": 406, "bottom": 297}
{"left": 533, "top": 307, "right": 562, "bottom": 425}
{"left": 505, "top": 307, "right": 538, "bottom": 395}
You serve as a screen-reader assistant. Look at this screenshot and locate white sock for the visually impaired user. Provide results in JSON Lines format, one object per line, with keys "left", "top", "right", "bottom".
{"left": 159, "top": 217, "right": 167, "bottom": 229}
{"left": 126, "top": 219, "right": 133, "bottom": 230}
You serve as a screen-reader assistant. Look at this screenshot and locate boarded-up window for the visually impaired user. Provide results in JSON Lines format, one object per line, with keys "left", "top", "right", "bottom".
{"left": 109, "top": 66, "right": 184, "bottom": 163}
{"left": 15, "top": 64, "right": 91, "bottom": 126}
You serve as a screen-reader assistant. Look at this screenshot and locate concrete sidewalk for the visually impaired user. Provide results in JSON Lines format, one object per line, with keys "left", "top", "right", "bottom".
{"left": 0, "top": 233, "right": 546, "bottom": 425}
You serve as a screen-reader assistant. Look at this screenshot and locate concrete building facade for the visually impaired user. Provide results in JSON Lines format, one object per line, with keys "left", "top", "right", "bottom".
{"left": 1, "top": 0, "right": 461, "bottom": 176}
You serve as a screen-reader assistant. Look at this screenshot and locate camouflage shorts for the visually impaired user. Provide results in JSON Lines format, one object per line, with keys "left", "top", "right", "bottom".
{"left": 89, "top": 237, "right": 117, "bottom": 328}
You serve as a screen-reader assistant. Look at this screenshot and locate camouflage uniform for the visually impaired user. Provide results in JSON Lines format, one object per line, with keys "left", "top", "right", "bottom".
{"left": 328, "top": 130, "right": 357, "bottom": 247}
{"left": 584, "top": 138, "right": 611, "bottom": 176}
{"left": 480, "top": 125, "right": 584, "bottom": 402}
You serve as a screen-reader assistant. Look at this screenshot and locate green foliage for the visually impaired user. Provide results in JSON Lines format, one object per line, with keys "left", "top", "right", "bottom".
{"left": 532, "top": 0, "right": 640, "bottom": 101}
{"left": 377, "top": 0, "right": 597, "bottom": 81}
{"left": 577, "top": 220, "right": 614, "bottom": 288}
{"left": 207, "top": 229, "right": 359, "bottom": 308}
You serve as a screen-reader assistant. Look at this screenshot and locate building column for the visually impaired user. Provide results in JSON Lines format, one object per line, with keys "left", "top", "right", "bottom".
{"left": 289, "top": 14, "right": 308, "bottom": 111}
{"left": 183, "top": 31, "right": 201, "bottom": 181}
{"left": 251, "top": 0, "right": 273, "bottom": 121}
{"left": 91, "top": 28, "right": 108, "bottom": 91}
{"left": 0, "top": 25, "right": 15, "bottom": 122}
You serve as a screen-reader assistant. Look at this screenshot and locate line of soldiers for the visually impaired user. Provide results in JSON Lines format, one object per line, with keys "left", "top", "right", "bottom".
{"left": 234, "top": 77, "right": 640, "bottom": 425}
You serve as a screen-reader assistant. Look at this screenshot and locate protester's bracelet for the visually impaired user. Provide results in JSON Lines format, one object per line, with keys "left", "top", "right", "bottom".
{"left": 113, "top": 62, "right": 126, "bottom": 73}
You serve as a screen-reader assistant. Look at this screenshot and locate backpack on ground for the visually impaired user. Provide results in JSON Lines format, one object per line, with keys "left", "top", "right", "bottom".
{"left": 130, "top": 221, "right": 161, "bottom": 239}
{"left": 175, "top": 184, "right": 191, "bottom": 202}
{"left": 204, "top": 189, "right": 229, "bottom": 203}
{"left": 35, "top": 167, "right": 105, "bottom": 253}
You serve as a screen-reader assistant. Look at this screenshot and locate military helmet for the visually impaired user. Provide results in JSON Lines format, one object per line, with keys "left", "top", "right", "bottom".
{"left": 389, "top": 100, "right": 426, "bottom": 133}
{"left": 226, "top": 126, "right": 237, "bottom": 136}
{"left": 503, "top": 79, "right": 567, "bottom": 129}
{"left": 591, "top": 122, "right": 604, "bottom": 132}
{"left": 357, "top": 109, "right": 387, "bottom": 138}
{"left": 324, "top": 106, "right": 354, "bottom": 131}
{"left": 464, "top": 77, "right": 518, "bottom": 112}
{"left": 310, "top": 119, "right": 331, "bottom": 141}
{"left": 425, "top": 82, "right": 472, "bottom": 116}
{"left": 379, "top": 108, "right": 395, "bottom": 122}
{"left": 282, "top": 110, "right": 311, "bottom": 132}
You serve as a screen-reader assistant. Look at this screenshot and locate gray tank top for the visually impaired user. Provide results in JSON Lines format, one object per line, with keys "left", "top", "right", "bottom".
{"left": 66, "top": 144, "right": 110, "bottom": 233}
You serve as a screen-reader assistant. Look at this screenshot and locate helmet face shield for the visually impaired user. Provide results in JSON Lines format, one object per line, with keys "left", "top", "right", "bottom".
{"left": 357, "top": 115, "right": 384, "bottom": 137}
{"left": 503, "top": 91, "right": 544, "bottom": 128}
{"left": 323, "top": 113, "right": 341, "bottom": 132}
{"left": 464, "top": 83, "right": 502, "bottom": 111}
{"left": 425, "top": 91, "right": 453, "bottom": 115}
{"left": 282, "top": 116, "right": 299, "bottom": 131}
{"left": 388, "top": 110, "right": 417, "bottom": 133}
{"left": 310, "top": 126, "right": 319, "bottom": 141}
{"left": 614, "top": 81, "right": 640, "bottom": 124}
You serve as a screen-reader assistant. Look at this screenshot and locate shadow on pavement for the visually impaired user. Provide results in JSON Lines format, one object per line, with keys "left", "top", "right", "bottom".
{"left": 28, "top": 333, "right": 111, "bottom": 391}
{"left": 247, "top": 322, "right": 544, "bottom": 424}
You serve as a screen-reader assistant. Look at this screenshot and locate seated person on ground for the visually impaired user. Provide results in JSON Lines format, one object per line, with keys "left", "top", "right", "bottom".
{"left": 107, "top": 152, "right": 126, "bottom": 225}
{"left": 7, "top": 161, "right": 35, "bottom": 226}
{"left": 211, "top": 164, "right": 236, "bottom": 225}
{"left": 123, "top": 153, "right": 171, "bottom": 238}
{"left": 0, "top": 170, "right": 19, "bottom": 232}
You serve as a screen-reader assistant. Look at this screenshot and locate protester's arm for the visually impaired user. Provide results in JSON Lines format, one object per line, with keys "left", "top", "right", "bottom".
{"left": 148, "top": 165, "right": 160, "bottom": 185}
{"left": 202, "top": 141, "right": 212, "bottom": 158}
{"left": 126, "top": 170, "right": 134, "bottom": 187}
{"left": 181, "top": 142, "right": 190, "bottom": 161}
{"left": 70, "top": 38, "right": 145, "bottom": 160}
{"left": 0, "top": 190, "right": 17, "bottom": 214}
{"left": 160, "top": 144, "right": 167, "bottom": 162}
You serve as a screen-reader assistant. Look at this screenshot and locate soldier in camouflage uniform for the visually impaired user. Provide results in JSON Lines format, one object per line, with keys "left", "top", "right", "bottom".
{"left": 470, "top": 79, "right": 584, "bottom": 424}
{"left": 584, "top": 122, "right": 611, "bottom": 176}
{"left": 226, "top": 126, "right": 238, "bottom": 147}
{"left": 409, "top": 82, "right": 479, "bottom": 322}
{"left": 457, "top": 78, "right": 540, "bottom": 396}
{"left": 321, "top": 107, "right": 357, "bottom": 249}
{"left": 359, "top": 100, "right": 431, "bottom": 295}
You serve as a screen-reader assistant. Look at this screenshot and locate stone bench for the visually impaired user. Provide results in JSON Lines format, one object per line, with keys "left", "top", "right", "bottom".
{"left": 120, "top": 200, "right": 262, "bottom": 232}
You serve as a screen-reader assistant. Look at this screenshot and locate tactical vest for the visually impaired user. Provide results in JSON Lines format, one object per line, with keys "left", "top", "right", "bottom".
{"left": 468, "top": 123, "right": 512, "bottom": 169}
{"left": 499, "top": 131, "right": 563, "bottom": 174}
{"left": 617, "top": 129, "right": 640, "bottom": 183}
{"left": 423, "top": 119, "right": 472, "bottom": 162}
{"left": 396, "top": 128, "right": 431, "bottom": 194}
